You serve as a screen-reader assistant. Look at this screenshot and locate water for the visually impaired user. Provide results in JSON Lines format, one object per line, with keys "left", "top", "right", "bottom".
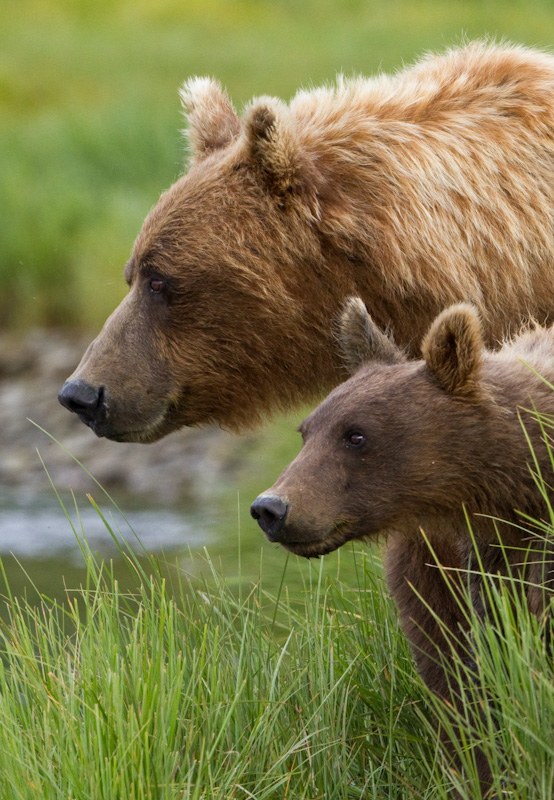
{"left": 0, "top": 487, "right": 375, "bottom": 622}
{"left": 0, "top": 491, "right": 210, "bottom": 562}
{"left": 0, "top": 488, "right": 215, "bottom": 607}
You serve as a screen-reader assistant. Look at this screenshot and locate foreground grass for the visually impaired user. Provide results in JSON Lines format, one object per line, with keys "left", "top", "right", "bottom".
{"left": 0, "top": 535, "right": 424, "bottom": 800}
{"left": 1, "top": 505, "right": 554, "bottom": 799}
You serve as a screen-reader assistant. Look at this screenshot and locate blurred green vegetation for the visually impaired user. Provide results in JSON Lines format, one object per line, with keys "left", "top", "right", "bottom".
{"left": 3, "top": 0, "right": 554, "bottom": 329}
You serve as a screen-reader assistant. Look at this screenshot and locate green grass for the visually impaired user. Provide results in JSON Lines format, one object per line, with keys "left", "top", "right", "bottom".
{"left": 1, "top": 493, "right": 554, "bottom": 798}
{"left": 420, "top": 561, "right": 554, "bottom": 799}
{"left": 0, "top": 524, "right": 422, "bottom": 799}
{"left": 5, "top": 0, "right": 554, "bottom": 328}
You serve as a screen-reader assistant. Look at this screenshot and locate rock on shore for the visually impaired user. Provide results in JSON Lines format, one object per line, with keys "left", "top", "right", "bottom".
{"left": 0, "top": 328, "right": 237, "bottom": 505}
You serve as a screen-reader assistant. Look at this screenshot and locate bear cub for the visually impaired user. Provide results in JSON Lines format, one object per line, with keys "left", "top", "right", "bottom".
{"left": 252, "top": 299, "right": 554, "bottom": 704}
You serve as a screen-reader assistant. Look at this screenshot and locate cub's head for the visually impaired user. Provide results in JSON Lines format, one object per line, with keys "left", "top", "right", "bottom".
{"left": 251, "top": 298, "right": 495, "bottom": 557}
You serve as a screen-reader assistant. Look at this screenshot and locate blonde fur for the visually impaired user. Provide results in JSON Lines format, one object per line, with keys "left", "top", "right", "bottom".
{"left": 181, "top": 41, "right": 554, "bottom": 351}
{"left": 61, "top": 41, "right": 554, "bottom": 438}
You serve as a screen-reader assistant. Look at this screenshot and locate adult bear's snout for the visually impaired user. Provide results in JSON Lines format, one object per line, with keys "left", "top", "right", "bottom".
{"left": 250, "top": 494, "right": 289, "bottom": 542}
{"left": 58, "top": 379, "right": 107, "bottom": 427}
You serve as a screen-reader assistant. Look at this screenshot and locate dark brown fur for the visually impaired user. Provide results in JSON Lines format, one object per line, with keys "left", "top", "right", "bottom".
{"left": 252, "top": 299, "right": 554, "bottom": 789}
{"left": 60, "top": 42, "right": 554, "bottom": 441}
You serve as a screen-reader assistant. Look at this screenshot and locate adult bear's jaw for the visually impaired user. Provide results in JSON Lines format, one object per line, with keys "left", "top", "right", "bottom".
{"left": 99, "top": 418, "right": 176, "bottom": 444}
{"left": 87, "top": 402, "right": 179, "bottom": 443}
{"left": 102, "top": 428, "right": 163, "bottom": 444}
{"left": 93, "top": 425, "right": 170, "bottom": 444}
{"left": 82, "top": 421, "right": 163, "bottom": 444}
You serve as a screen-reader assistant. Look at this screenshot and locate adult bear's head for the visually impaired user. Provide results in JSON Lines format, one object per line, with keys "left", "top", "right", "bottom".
{"left": 58, "top": 78, "right": 342, "bottom": 442}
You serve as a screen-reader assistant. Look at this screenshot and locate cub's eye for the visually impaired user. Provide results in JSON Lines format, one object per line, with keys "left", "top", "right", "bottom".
{"left": 149, "top": 278, "right": 166, "bottom": 294}
{"left": 345, "top": 431, "right": 366, "bottom": 448}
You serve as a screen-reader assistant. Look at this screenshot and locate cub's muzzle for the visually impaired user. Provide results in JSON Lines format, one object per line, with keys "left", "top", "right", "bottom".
{"left": 250, "top": 494, "right": 289, "bottom": 542}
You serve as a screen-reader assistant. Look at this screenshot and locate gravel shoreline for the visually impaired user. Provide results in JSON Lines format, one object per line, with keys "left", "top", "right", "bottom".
{"left": 0, "top": 328, "right": 237, "bottom": 506}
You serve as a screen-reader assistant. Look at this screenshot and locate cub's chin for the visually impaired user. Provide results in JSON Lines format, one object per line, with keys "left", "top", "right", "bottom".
{"left": 279, "top": 522, "right": 358, "bottom": 558}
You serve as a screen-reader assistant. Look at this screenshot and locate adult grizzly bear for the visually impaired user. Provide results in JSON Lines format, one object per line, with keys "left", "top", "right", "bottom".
{"left": 251, "top": 298, "right": 554, "bottom": 788}
{"left": 60, "top": 41, "right": 554, "bottom": 441}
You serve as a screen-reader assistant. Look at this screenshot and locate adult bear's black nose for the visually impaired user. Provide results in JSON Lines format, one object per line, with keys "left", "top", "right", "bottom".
{"left": 250, "top": 494, "right": 289, "bottom": 542}
{"left": 58, "top": 379, "right": 107, "bottom": 425}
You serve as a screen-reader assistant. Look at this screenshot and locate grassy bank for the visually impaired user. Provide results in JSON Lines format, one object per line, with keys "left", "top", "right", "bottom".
{"left": 1, "top": 506, "right": 554, "bottom": 798}
{"left": 4, "top": 0, "right": 554, "bottom": 329}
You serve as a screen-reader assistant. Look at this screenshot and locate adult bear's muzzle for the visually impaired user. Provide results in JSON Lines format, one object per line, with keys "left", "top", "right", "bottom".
{"left": 58, "top": 378, "right": 107, "bottom": 431}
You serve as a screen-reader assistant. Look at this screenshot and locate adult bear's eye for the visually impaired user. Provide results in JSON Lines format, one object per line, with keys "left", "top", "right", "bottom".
{"left": 345, "top": 431, "right": 366, "bottom": 448}
{"left": 149, "top": 278, "right": 166, "bottom": 294}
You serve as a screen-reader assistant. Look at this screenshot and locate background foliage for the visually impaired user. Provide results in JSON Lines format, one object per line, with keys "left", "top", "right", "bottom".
{"left": 3, "top": 0, "right": 554, "bottom": 329}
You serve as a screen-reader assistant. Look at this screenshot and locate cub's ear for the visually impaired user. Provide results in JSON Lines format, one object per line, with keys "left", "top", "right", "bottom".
{"left": 421, "top": 304, "right": 484, "bottom": 398}
{"left": 180, "top": 77, "right": 240, "bottom": 159}
{"left": 338, "top": 296, "right": 405, "bottom": 373}
{"left": 243, "top": 97, "right": 320, "bottom": 214}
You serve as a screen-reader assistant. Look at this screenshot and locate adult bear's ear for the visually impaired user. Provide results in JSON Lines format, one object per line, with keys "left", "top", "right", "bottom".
{"left": 243, "top": 97, "right": 320, "bottom": 214}
{"left": 180, "top": 77, "right": 241, "bottom": 160}
{"left": 421, "top": 304, "right": 484, "bottom": 399}
{"left": 338, "top": 296, "right": 405, "bottom": 373}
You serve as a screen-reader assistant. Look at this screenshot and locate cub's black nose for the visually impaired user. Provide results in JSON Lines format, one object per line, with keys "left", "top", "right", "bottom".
{"left": 58, "top": 379, "right": 107, "bottom": 426}
{"left": 250, "top": 494, "right": 289, "bottom": 542}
